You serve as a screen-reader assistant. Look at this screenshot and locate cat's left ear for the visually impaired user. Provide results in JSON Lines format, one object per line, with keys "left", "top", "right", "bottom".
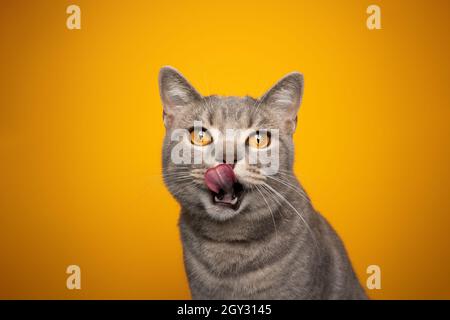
{"left": 158, "top": 66, "right": 203, "bottom": 128}
{"left": 260, "top": 72, "right": 304, "bottom": 134}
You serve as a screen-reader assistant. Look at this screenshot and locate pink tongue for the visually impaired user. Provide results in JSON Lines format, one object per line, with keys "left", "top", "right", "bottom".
{"left": 204, "top": 164, "right": 237, "bottom": 194}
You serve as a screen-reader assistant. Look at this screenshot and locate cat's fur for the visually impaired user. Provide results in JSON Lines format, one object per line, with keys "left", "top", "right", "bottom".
{"left": 159, "top": 66, "right": 367, "bottom": 299}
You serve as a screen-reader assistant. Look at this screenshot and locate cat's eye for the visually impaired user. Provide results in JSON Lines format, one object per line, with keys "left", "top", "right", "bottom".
{"left": 190, "top": 128, "right": 213, "bottom": 146}
{"left": 247, "top": 130, "right": 270, "bottom": 149}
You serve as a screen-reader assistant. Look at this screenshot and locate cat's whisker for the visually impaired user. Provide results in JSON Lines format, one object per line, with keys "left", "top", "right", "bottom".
{"left": 272, "top": 172, "right": 308, "bottom": 193}
{"left": 266, "top": 175, "right": 310, "bottom": 203}
{"left": 258, "top": 184, "right": 288, "bottom": 220}
{"left": 164, "top": 175, "right": 195, "bottom": 184}
{"left": 191, "top": 179, "right": 206, "bottom": 185}
{"left": 167, "top": 177, "right": 193, "bottom": 183}
{"left": 144, "top": 169, "right": 192, "bottom": 178}
{"left": 162, "top": 174, "right": 194, "bottom": 181}
{"left": 255, "top": 185, "right": 278, "bottom": 241}
{"left": 241, "top": 171, "right": 267, "bottom": 185}
{"left": 168, "top": 182, "right": 201, "bottom": 195}
{"left": 273, "top": 169, "right": 301, "bottom": 177}
{"left": 162, "top": 171, "right": 192, "bottom": 176}
{"left": 261, "top": 182, "right": 318, "bottom": 250}
{"left": 274, "top": 169, "right": 296, "bottom": 175}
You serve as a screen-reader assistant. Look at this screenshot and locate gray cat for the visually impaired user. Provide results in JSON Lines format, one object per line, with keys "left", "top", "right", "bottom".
{"left": 159, "top": 66, "right": 367, "bottom": 299}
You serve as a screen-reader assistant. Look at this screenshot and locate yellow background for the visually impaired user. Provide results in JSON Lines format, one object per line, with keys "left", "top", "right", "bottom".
{"left": 1, "top": 0, "right": 449, "bottom": 299}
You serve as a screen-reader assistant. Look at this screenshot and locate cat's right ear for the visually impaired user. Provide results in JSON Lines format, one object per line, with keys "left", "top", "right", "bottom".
{"left": 259, "top": 72, "right": 304, "bottom": 134}
{"left": 158, "top": 66, "right": 202, "bottom": 128}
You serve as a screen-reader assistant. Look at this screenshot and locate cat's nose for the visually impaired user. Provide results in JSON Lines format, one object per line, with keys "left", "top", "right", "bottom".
{"left": 221, "top": 157, "right": 238, "bottom": 165}
{"left": 218, "top": 151, "right": 240, "bottom": 165}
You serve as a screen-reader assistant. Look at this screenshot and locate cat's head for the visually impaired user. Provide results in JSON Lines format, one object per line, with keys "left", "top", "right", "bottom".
{"left": 159, "top": 66, "right": 304, "bottom": 221}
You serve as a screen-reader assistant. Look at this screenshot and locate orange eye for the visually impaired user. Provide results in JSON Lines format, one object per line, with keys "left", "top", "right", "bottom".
{"left": 190, "top": 128, "right": 213, "bottom": 146}
{"left": 248, "top": 130, "right": 270, "bottom": 149}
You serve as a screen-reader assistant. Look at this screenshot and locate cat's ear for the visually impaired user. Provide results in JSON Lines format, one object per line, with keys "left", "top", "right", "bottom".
{"left": 260, "top": 72, "right": 304, "bottom": 134}
{"left": 158, "top": 66, "right": 202, "bottom": 128}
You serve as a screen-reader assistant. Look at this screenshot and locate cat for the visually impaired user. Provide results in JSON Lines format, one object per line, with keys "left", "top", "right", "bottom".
{"left": 159, "top": 66, "right": 367, "bottom": 299}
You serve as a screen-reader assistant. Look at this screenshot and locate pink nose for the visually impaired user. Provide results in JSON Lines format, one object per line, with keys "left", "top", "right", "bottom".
{"left": 204, "top": 164, "right": 237, "bottom": 194}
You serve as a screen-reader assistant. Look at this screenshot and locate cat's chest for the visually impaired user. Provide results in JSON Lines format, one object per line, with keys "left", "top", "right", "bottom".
{"left": 183, "top": 240, "right": 285, "bottom": 298}
{"left": 191, "top": 240, "right": 261, "bottom": 274}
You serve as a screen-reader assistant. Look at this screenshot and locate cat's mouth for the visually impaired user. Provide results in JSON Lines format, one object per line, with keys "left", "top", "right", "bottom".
{"left": 210, "top": 182, "right": 244, "bottom": 210}
{"left": 204, "top": 164, "right": 244, "bottom": 211}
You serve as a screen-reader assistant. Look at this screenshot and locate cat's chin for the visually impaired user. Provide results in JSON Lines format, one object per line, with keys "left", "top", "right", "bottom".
{"left": 204, "top": 206, "right": 242, "bottom": 221}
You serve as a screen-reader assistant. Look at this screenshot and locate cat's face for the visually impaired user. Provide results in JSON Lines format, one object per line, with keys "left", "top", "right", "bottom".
{"left": 159, "top": 66, "right": 303, "bottom": 221}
